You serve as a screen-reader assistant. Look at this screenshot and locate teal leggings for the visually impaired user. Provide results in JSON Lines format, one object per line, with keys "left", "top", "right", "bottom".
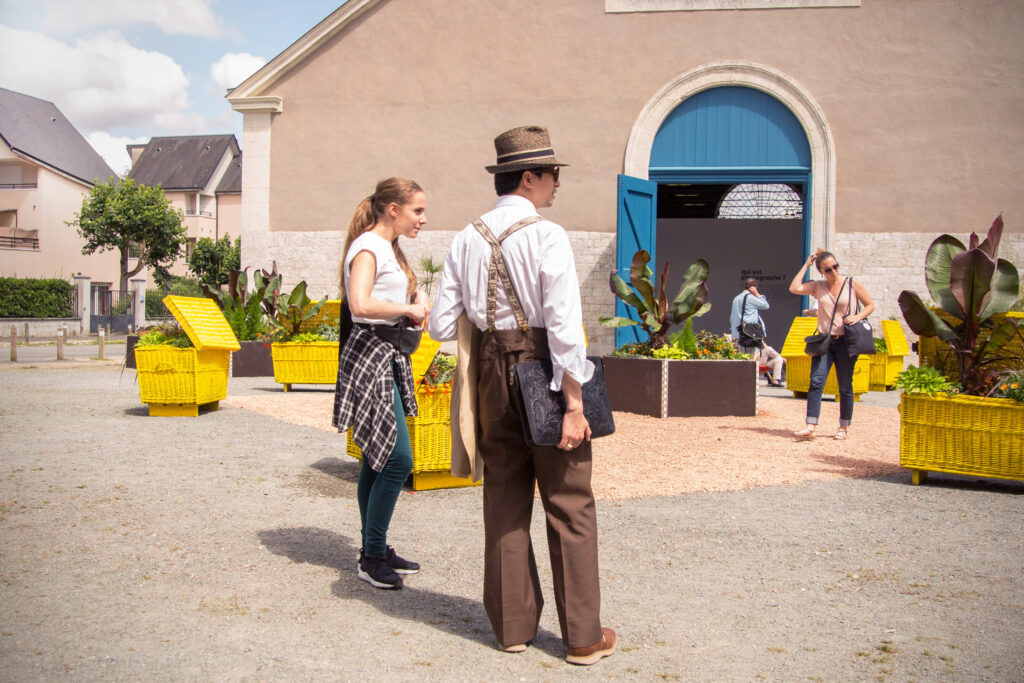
{"left": 357, "top": 378, "right": 413, "bottom": 557}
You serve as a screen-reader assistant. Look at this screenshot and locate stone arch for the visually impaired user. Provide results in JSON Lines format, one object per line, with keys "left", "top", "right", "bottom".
{"left": 624, "top": 61, "right": 837, "bottom": 251}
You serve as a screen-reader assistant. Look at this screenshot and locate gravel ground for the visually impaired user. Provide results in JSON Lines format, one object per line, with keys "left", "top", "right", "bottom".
{"left": 1, "top": 365, "right": 1022, "bottom": 681}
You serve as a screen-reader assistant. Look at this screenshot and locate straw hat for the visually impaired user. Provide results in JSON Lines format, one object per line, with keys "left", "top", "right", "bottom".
{"left": 485, "top": 125, "right": 569, "bottom": 174}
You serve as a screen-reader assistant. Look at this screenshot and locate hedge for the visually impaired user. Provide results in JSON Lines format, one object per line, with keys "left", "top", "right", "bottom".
{"left": 0, "top": 278, "right": 75, "bottom": 318}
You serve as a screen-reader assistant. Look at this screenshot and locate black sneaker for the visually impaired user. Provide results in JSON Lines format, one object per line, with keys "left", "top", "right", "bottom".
{"left": 386, "top": 545, "right": 420, "bottom": 574}
{"left": 358, "top": 554, "right": 403, "bottom": 589}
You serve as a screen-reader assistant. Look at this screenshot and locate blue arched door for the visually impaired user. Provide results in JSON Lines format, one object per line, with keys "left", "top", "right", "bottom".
{"left": 616, "top": 86, "right": 812, "bottom": 348}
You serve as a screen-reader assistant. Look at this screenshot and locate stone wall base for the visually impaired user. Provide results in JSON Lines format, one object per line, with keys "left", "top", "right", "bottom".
{"left": 243, "top": 228, "right": 1024, "bottom": 356}
{"left": 242, "top": 229, "right": 619, "bottom": 355}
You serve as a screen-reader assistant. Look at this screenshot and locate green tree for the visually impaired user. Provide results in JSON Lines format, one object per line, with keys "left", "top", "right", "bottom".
{"left": 69, "top": 177, "right": 186, "bottom": 291}
{"left": 188, "top": 234, "right": 241, "bottom": 286}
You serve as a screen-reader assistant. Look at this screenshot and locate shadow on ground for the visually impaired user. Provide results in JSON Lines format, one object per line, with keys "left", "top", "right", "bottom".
{"left": 256, "top": 526, "right": 564, "bottom": 658}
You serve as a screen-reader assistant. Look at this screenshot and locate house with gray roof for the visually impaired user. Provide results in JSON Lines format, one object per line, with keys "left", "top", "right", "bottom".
{"left": 127, "top": 135, "right": 242, "bottom": 262}
{"left": 0, "top": 87, "right": 123, "bottom": 294}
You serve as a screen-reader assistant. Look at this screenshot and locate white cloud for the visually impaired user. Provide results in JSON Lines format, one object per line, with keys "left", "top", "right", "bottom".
{"left": 40, "top": 0, "right": 231, "bottom": 39}
{"left": 210, "top": 52, "right": 266, "bottom": 91}
{"left": 0, "top": 25, "right": 192, "bottom": 132}
{"left": 86, "top": 132, "right": 149, "bottom": 177}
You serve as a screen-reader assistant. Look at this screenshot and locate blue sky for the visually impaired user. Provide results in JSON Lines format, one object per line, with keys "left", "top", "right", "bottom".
{"left": 0, "top": 0, "right": 345, "bottom": 174}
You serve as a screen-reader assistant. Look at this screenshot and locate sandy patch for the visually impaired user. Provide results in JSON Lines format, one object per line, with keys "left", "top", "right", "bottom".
{"left": 222, "top": 394, "right": 901, "bottom": 500}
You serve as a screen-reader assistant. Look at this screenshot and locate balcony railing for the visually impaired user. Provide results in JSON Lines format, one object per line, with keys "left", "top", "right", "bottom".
{"left": 184, "top": 210, "right": 214, "bottom": 217}
{"left": 0, "top": 183, "right": 38, "bottom": 190}
{"left": 0, "top": 235, "right": 40, "bottom": 249}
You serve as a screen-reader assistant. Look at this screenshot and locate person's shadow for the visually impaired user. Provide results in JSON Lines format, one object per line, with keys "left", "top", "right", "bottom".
{"left": 257, "top": 526, "right": 564, "bottom": 657}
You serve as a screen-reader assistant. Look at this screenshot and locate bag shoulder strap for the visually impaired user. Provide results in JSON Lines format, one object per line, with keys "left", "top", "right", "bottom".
{"left": 846, "top": 277, "right": 860, "bottom": 315}
{"left": 472, "top": 215, "right": 542, "bottom": 331}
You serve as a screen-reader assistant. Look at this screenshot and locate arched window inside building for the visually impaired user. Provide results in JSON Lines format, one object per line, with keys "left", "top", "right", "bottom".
{"left": 717, "top": 183, "right": 803, "bottom": 219}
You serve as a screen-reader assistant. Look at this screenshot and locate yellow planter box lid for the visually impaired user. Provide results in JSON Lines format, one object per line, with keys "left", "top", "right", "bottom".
{"left": 781, "top": 316, "right": 820, "bottom": 356}
{"left": 163, "top": 295, "right": 240, "bottom": 351}
{"left": 881, "top": 319, "right": 910, "bottom": 356}
{"left": 410, "top": 332, "right": 441, "bottom": 384}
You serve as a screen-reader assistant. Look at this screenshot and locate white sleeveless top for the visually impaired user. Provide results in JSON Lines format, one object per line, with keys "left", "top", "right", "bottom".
{"left": 344, "top": 232, "right": 408, "bottom": 325}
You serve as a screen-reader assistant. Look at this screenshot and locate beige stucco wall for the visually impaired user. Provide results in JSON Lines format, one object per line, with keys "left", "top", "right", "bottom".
{"left": 263, "top": 0, "right": 1023, "bottom": 236}
{"left": 235, "top": 0, "right": 1023, "bottom": 353}
{"left": 216, "top": 194, "right": 242, "bottom": 241}
{"left": 0, "top": 165, "right": 124, "bottom": 285}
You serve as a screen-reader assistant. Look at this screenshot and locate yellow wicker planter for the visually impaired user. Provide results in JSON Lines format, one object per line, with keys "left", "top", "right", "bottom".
{"left": 135, "top": 296, "right": 239, "bottom": 417}
{"left": 899, "top": 393, "right": 1024, "bottom": 485}
{"left": 271, "top": 341, "right": 340, "bottom": 390}
{"left": 136, "top": 346, "right": 231, "bottom": 416}
{"left": 781, "top": 317, "right": 870, "bottom": 400}
{"left": 347, "top": 383, "right": 479, "bottom": 491}
{"left": 869, "top": 320, "right": 910, "bottom": 391}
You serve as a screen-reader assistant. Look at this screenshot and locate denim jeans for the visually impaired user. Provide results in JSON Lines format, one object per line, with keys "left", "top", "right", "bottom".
{"left": 357, "top": 376, "right": 414, "bottom": 557}
{"left": 806, "top": 334, "right": 855, "bottom": 427}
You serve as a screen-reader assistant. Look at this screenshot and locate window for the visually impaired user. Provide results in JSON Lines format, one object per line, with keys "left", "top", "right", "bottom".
{"left": 717, "top": 183, "right": 803, "bottom": 219}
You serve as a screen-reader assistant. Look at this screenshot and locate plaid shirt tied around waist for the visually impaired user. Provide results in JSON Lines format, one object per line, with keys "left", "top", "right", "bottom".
{"left": 332, "top": 326, "right": 417, "bottom": 472}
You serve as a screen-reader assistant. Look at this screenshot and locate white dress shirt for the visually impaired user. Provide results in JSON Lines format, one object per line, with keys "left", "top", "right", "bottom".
{"left": 428, "top": 194, "right": 594, "bottom": 391}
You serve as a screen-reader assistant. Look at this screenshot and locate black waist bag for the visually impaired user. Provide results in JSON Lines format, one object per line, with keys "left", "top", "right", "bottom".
{"left": 512, "top": 356, "right": 615, "bottom": 448}
{"left": 357, "top": 319, "right": 422, "bottom": 355}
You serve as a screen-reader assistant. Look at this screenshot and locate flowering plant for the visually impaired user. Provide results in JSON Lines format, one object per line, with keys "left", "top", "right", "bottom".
{"left": 992, "top": 370, "right": 1024, "bottom": 402}
{"left": 421, "top": 352, "right": 456, "bottom": 387}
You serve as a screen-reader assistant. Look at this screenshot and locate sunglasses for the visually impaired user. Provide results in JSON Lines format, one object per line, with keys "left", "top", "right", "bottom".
{"left": 821, "top": 263, "right": 840, "bottom": 274}
{"left": 529, "top": 167, "right": 559, "bottom": 181}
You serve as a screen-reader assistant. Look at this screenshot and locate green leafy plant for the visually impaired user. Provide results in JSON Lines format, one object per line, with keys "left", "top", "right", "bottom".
{"left": 188, "top": 234, "right": 241, "bottom": 286}
{"left": 201, "top": 267, "right": 273, "bottom": 341}
{"left": 282, "top": 332, "right": 327, "bottom": 343}
{"left": 874, "top": 337, "right": 887, "bottom": 353}
{"left": 671, "top": 319, "right": 699, "bottom": 357}
{"left": 898, "top": 216, "right": 1024, "bottom": 396}
{"left": 892, "top": 365, "right": 958, "bottom": 395}
{"left": 267, "top": 280, "right": 327, "bottom": 339}
{"left": 311, "top": 323, "right": 339, "bottom": 342}
{"left": 992, "top": 369, "right": 1024, "bottom": 402}
{"left": 136, "top": 324, "right": 193, "bottom": 348}
{"left": 599, "top": 250, "right": 710, "bottom": 349}
{"left": 418, "top": 255, "right": 444, "bottom": 296}
{"left": 651, "top": 345, "right": 690, "bottom": 360}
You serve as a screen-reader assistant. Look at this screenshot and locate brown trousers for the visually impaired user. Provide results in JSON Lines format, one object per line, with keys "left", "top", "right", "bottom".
{"left": 476, "top": 327, "right": 602, "bottom": 649}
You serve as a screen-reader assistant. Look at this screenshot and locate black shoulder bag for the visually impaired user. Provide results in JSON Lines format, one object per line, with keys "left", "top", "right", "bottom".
{"left": 843, "top": 280, "right": 876, "bottom": 357}
{"left": 737, "top": 293, "right": 766, "bottom": 347}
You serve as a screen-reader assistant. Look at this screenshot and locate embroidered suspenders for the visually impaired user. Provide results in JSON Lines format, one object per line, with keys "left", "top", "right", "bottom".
{"left": 471, "top": 215, "right": 542, "bottom": 332}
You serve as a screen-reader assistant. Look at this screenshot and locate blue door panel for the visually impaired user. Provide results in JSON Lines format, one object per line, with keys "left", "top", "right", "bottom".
{"left": 615, "top": 174, "right": 657, "bottom": 347}
{"left": 650, "top": 86, "right": 811, "bottom": 169}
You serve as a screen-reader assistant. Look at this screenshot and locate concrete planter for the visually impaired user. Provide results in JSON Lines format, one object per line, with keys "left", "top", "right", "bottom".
{"left": 126, "top": 334, "right": 138, "bottom": 368}
{"left": 232, "top": 341, "right": 275, "bottom": 377}
{"left": 603, "top": 356, "right": 758, "bottom": 418}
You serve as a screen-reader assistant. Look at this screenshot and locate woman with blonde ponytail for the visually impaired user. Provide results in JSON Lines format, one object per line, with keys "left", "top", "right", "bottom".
{"left": 332, "top": 177, "right": 429, "bottom": 590}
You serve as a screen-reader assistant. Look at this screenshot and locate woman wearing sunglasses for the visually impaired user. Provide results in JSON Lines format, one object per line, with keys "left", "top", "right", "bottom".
{"left": 788, "top": 250, "right": 875, "bottom": 440}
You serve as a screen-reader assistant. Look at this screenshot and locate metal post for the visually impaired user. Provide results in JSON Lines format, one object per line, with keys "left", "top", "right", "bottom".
{"left": 24, "top": 322, "right": 29, "bottom": 345}
{"left": 10, "top": 326, "right": 16, "bottom": 362}
{"left": 98, "top": 328, "right": 105, "bottom": 360}
{"left": 57, "top": 329, "right": 64, "bottom": 361}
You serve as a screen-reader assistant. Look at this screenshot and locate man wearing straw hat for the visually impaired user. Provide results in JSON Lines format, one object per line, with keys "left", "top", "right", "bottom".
{"left": 428, "top": 126, "right": 615, "bottom": 665}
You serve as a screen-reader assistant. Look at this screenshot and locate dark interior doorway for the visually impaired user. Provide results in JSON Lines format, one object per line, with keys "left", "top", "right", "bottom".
{"left": 654, "top": 182, "right": 804, "bottom": 351}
